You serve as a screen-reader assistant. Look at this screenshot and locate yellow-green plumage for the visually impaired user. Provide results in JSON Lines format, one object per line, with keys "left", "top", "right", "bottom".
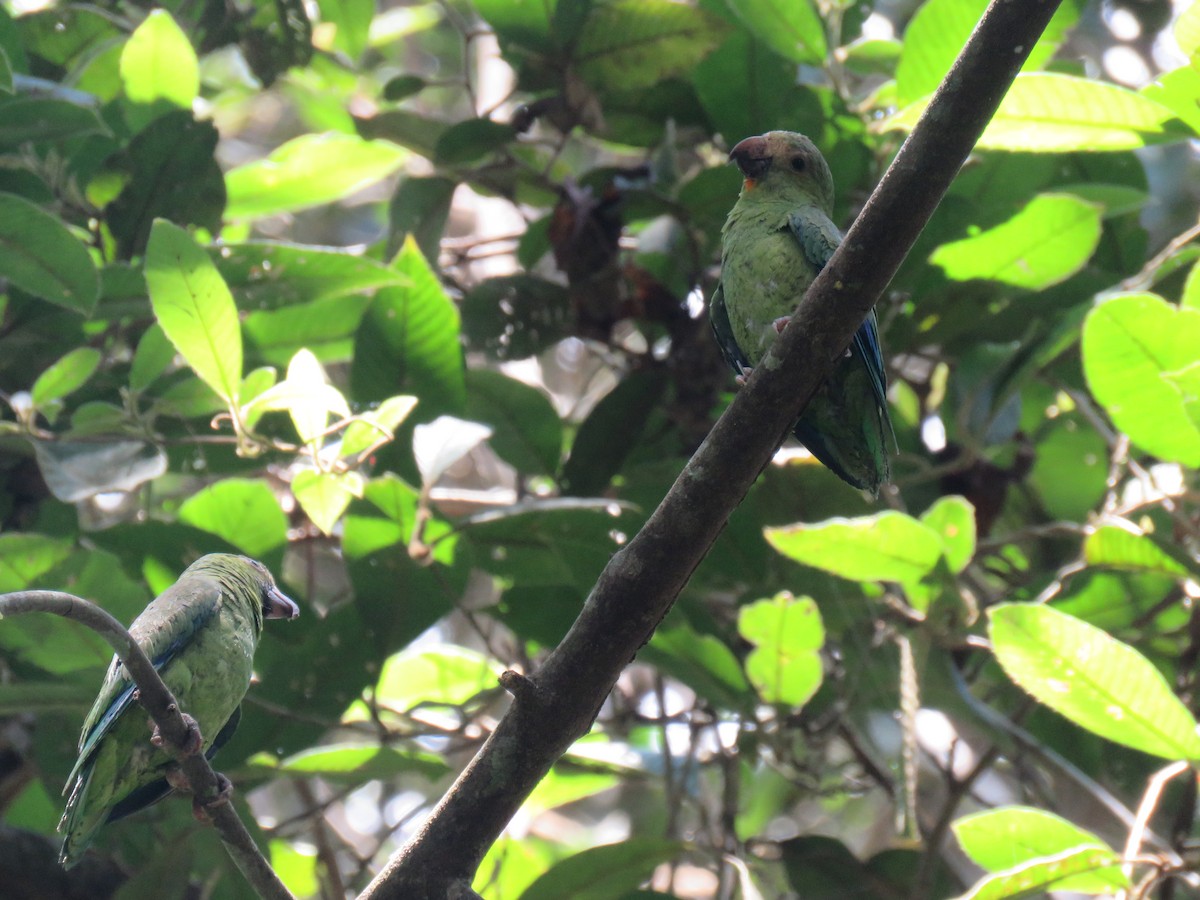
{"left": 711, "top": 131, "right": 892, "bottom": 493}
{"left": 59, "top": 553, "right": 298, "bottom": 868}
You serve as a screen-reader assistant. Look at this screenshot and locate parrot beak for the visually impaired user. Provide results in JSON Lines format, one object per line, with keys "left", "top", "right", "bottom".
{"left": 729, "top": 135, "right": 771, "bottom": 180}
{"left": 263, "top": 586, "right": 300, "bottom": 619}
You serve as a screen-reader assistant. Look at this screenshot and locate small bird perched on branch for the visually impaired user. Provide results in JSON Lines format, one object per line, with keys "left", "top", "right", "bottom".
{"left": 710, "top": 130, "right": 892, "bottom": 494}
{"left": 58, "top": 553, "right": 299, "bottom": 868}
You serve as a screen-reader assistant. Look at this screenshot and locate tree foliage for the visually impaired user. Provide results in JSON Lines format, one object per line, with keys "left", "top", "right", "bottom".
{"left": 3, "top": 0, "right": 1200, "bottom": 897}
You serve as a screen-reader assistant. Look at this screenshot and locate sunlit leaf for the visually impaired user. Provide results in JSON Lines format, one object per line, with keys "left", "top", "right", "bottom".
{"left": 144, "top": 220, "right": 243, "bottom": 405}
{"left": 724, "top": 0, "right": 825, "bottom": 63}
{"left": 292, "top": 469, "right": 363, "bottom": 535}
{"left": 765, "top": 512, "right": 944, "bottom": 583}
{"left": 953, "top": 807, "right": 1124, "bottom": 894}
{"left": 1084, "top": 523, "right": 1194, "bottom": 578}
{"left": 412, "top": 415, "right": 492, "bottom": 487}
{"left": 738, "top": 593, "right": 824, "bottom": 707}
{"left": 1082, "top": 293, "right": 1200, "bottom": 466}
{"left": 953, "top": 847, "right": 1126, "bottom": 900}
{"left": 178, "top": 478, "right": 288, "bottom": 558}
{"left": 119, "top": 10, "right": 198, "bottom": 107}
{"left": 225, "top": 133, "right": 406, "bottom": 220}
{"left": 930, "top": 194, "right": 1102, "bottom": 289}
{"left": 989, "top": 603, "right": 1200, "bottom": 760}
{"left": 886, "top": 74, "right": 1194, "bottom": 151}
{"left": 31, "top": 347, "right": 101, "bottom": 408}
{"left": 920, "top": 496, "right": 976, "bottom": 574}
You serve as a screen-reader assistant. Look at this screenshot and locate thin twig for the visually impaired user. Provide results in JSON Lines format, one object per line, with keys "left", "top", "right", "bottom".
{"left": 0, "top": 591, "right": 293, "bottom": 900}
{"left": 1121, "top": 761, "right": 1191, "bottom": 894}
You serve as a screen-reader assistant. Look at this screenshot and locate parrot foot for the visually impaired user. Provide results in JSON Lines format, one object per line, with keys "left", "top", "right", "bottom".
{"left": 735, "top": 365, "right": 754, "bottom": 387}
{"left": 151, "top": 712, "right": 204, "bottom": 757}
{"left": 772, "top": 316, "right": 789, "bottom": 334}
{"left": 193, "top": 773, "right": 233, "bottom": 823}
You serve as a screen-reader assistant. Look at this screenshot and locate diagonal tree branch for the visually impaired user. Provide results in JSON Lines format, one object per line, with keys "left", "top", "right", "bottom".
{"left": 0, "top": 591, "right": 294, "bottom": 900}
{"left": 362, "top": 0, "right": 1065, "bottom": 895}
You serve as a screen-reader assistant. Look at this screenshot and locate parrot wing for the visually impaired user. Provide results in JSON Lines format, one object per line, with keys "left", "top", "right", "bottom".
{"left": 66, "top": 576, "right": 222, "bottom": 790}
{"left": 786, "top": 207, "right": 891, "bottom": 430}
{"left": 709, "top": 281, "right": 752, "bottom": 378}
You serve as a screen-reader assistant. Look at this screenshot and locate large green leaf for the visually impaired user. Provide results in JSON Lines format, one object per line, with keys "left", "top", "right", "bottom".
{"left": 0, "top": 96, "right": 109, "bottom": 145}
{"left": 177, "top": 478, "right": 288, "bottom": 558}
{"left": 1084, "top": 523, "right": 1194, "bottom": 578}
{"left": 988, "top": 603, "right": 1200, "bottom": 760}
{"left": 724, "top": 0, "right": 825, "bottom": 64}
{"left": 144, "top": 220, "right": 243, "bottom": 405}
{"left": 1082, "top": 293, "right": 1200, "bottom": 466}
{"left": 887, "top": 74, "right": 1194, "bottom": 151}
{"left": 30, "top": 347, "right": 101, "bottom": 409}
{"left": 350, "top": 237, "right": 465, "bottom": 415}
{"left": 225, "top": 133, "right": 407, "bottom": 220}
{"left": 464, "top": 370, "right": 562, "bottom": 476}
{"left": 0, "top": 193, "right": 98, "bottom": 313}
{"left": 519, "top": 839, "right": 683, "bottom": 900}
{"left": 765, "top": 511, "right": 944, "bottom": 583}
{"left": 106, "top": 111, "right": 225, "bottom": 259}
{"left": 573, "top": 0, "right": 728, "bottom": 91}
{"left": 930, "top": 194, "right": 1102, "bottom": 289}
{"left": 894, "top": 0, "right": 1079, "bottom": 104}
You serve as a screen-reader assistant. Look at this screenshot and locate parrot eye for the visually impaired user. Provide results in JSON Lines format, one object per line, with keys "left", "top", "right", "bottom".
{"left": 791, "top": 156, "right": 807, "bottom": 172}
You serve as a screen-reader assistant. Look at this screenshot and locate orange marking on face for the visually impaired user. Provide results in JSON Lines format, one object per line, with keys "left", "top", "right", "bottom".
{"left": 743, "top": 178, "right": 757, "bottom": 190}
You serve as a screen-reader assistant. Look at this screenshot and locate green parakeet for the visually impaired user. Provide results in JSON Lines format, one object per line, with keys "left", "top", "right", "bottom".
{"left": 710, "top": 131, "right": 892, "bottom": 493}
{"left": 58, "top": 553, "right": 298, "bottom": 868}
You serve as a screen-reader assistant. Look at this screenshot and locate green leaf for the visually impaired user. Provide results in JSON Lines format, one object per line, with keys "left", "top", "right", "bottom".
{"left": 724, "top": 0, "right": 825, "bottom": 63}
{"left": 573, "top": 0, "right": 728, "bottom": 92}
{"left": 470, "top": 0, "right": 556, "bottom": 54}
{"left": 464, "top": 370, "right": 562, "bottom": 476}
{"left": 315, "top": 0, "right": 374, "bottom": 59}
{"left": 350, "top": 237, "right": 466, "bottom": 414}
{"left": 920, "top": 496, "right": 976, "bottom": 574}
{"left": 953, "top": 807, "right": 1125, "bottom": 893}
{"left": 119, "top": 10, "right": 198, "bottom": 107}
{"left": 1082, "top": 293, "right": 1200, "bottom": 466}
{"left": 225, "top": 133, "right": 407, "bottom": 220}
{"left": 372, "top": 644, "right": 502, "bottom": 709}
{"left": 130, "top": 323, "right": 176, "bottom": 392}
{"left": 1182, "top": 259, "right": 1200, "bottom": 311}
{"left": 32, "top": 439, "right": 167, "bottom": 502}
{"left": 242, "top": 348, "right": 350, "bottom": 445}
{"left": 644, "top": 624, "right": 751, "bottom": 710}
{"left": 988, "top": 603, "right": 1200, "bottom": 760}
{"left": 177, "top": 478, "right": 288, "bottom": 558}
{"left": 518, "top": 839, "right": 684, "bottom": 900}
{"left": 341, "top": 395, "right": 419, "bottom": 458}
{"left": 433, "top": 118, "right": 516, "bottom": 164}
{"left": 765, "top": 511, "right": 944, "bottom": 583}
{"left": 0, "top": 533, "right": 73, "bottom": 592}
{"left": 106, "top": 111, "right": 224, "bottom": 259}
{"left": 292, "top": 469, "right": 363, "bottom": 535}
{"left": 31, "top": 347, "right": 101, "bottom": 408}
{"left": 0, "top": 192, "right": 98, "bottom": 313}
{"left": 144, "top": 220, "right": 243, "bottom": 405}
{"left": 0, "top": 96, "right": 109, "bottom": 145}
{"left": 253, "top": 743, "right": 449, "bottom": 781}
{"left": 1143, "top": 65, "right": 1200, "bottom": 135}
{"left": 1083, "top": 523, "right": 1193, "bottom": 578}
{"left": 886, "top": 74, "right": 1194, "bottom": 151}
{"left": 738, "top": 593, "right": 824, "bottom": 708}
{"left": 270, "top": 842, "right": 318, "bottom": 900}
{"left": 954, "top": 847, "right": 1126, "bottom": 900}
{"left": 894, "top": 0, "right": 1077, "bottom": 104}
{"left": 460, "top": 274, "right": 572, "bottom": 361}
{"left": 1176, "top": 0, "right": 1200, "bottom": 60}
{"left": 216, "top": 242, "right": 408, "bottom": 311}
{"left": 930, "top": 194, "right": 1102, "bottom": 289}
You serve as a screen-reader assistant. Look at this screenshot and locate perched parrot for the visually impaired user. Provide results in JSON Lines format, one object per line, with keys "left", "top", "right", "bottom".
{"left": 710, "top": 130, "right": 892, "bottom": 493}
{"left": 58, "top": 553, "right": 299, "bottom": 868}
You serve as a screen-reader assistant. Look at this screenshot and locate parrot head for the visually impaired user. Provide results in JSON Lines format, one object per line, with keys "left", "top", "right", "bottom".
{"left": 729, "top": 131, "right": 835, "bottom": 211}
{"left": 189, "top": 553, "right": 299, "bottom": 633}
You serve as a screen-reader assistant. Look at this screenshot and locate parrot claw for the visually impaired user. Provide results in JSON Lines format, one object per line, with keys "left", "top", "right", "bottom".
{"left": 772, "top": 316, "right": 789, "bottom": 334}
{"left": 193, "top": 773, "right": 233, "bottom": 823}
{"left": 735, "top": 365, "right": 753, "bottom": 387}
{"left": 151, "top": 712, "right": 204, "bottom": 757}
